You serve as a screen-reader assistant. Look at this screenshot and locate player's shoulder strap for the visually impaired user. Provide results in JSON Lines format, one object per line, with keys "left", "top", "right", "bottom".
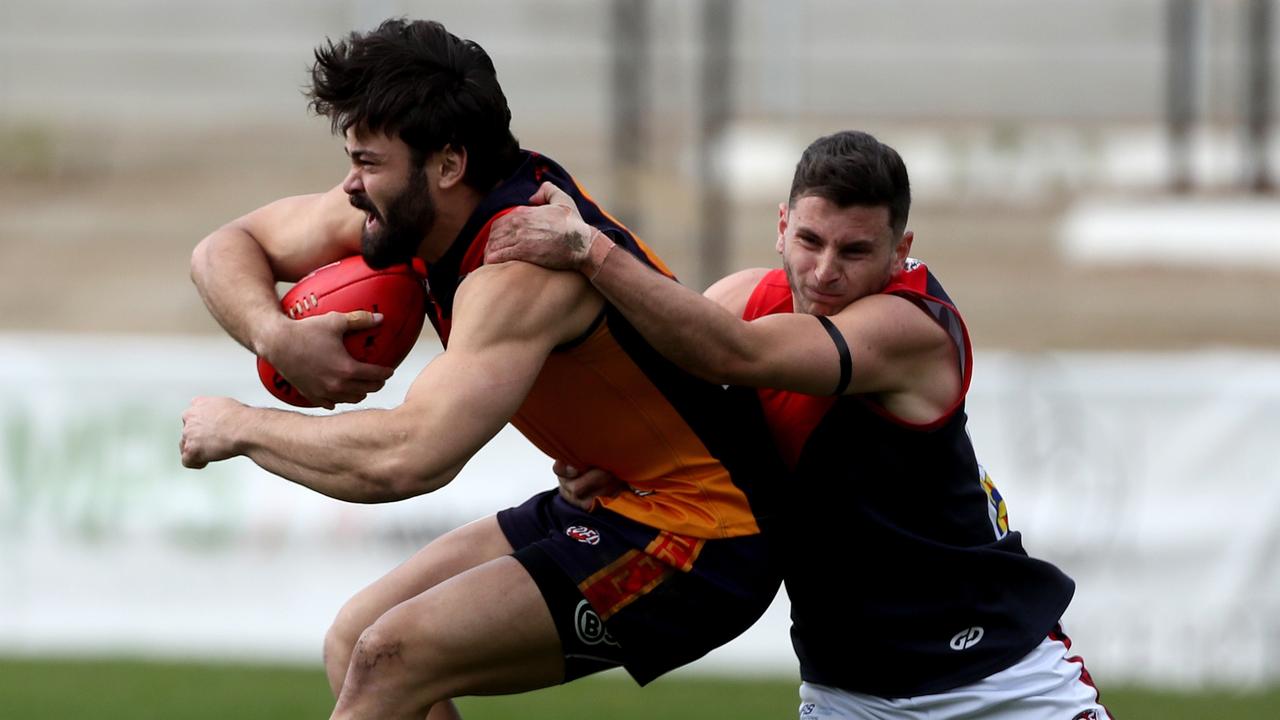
{"left": 881, "top": 259, "right": 974, "bottom": 399}
{"left": 742, "top": 268, "right": 793, "bottom": 321}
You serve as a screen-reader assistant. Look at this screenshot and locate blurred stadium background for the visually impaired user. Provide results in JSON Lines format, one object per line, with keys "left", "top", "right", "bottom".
{"left": 1, "top": 0, "right": 1278, "bottom": 717}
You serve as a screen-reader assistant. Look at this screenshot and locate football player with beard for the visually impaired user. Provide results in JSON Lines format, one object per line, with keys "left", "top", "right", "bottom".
{"left": 180, "top": 18, "right": 783, "bottom": 720}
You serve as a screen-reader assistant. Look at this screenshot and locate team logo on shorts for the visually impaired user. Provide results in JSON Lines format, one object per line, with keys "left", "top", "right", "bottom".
{"left": 574, "top": 600, "right": 619, "bottom": 647}
{"left": 565, "top": 525, "right": 601, "bottom": 545}
{"left": 949, "top": 626, "right": 985, "bottom": 651}
{"left": 1071, "top": 710, "right": 1101, "bottom": 720}
{"left": 799, "top": 703, "right": 816, "bottom": 716}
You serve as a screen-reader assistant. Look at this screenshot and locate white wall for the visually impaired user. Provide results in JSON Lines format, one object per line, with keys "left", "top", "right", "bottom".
{"left": 1, "top": 334, "right": 1277, "bottom": 687}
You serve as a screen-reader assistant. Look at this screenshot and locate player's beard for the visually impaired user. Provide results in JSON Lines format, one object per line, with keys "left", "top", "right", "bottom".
{"left": 357, "top": 168, "right": 436, "bottom": 269}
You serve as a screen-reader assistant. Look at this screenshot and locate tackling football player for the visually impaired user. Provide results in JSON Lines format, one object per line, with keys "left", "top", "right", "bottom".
{"left": 485, "top": 131, "right": 1111, "bottom": 720}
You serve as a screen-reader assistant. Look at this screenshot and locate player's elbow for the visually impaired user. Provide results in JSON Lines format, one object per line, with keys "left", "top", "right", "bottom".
{"left": 709, "top": 351, "right": 772, "bottom": 387}
{"left": 350, "top": 465, "right": 438, "bottom": 503}
{"left": 191, "top": 223, "right": 245, "bottom": 289}
{"left": 190, "top": 233, "right": 214, "bottom": 288}
{"left": 360, "top": 437, "right": 456, "bottom": 501}
{"left": 387, "top": 467, "right": 454, "bottom": 500}
{"left": 691, "top": 331, "right": 770, "bottom": 387}
{"left": 669, "top": 348, "right": 756, "bottom": 387}
{"left": 192, "top": 218, "right": 268, "bottom": 285}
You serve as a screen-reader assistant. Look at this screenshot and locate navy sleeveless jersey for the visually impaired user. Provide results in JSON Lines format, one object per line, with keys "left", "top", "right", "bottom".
{"left": 744, "top": 261, "right": 1075, "bottom": 698}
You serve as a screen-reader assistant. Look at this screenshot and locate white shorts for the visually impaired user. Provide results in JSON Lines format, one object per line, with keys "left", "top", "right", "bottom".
{"left": 797, "top": 631, "right": 1110, "bottom": 720}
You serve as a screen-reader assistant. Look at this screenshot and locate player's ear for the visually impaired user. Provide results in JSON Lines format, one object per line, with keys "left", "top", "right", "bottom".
{"left": 776, "top": 202, "right": 788, "bottom": 254}
{"left": 436, "top": 145, "right": 468, "bottom": 190}
{"left": 895, "top": 230, "right": 914, "bottom": 267}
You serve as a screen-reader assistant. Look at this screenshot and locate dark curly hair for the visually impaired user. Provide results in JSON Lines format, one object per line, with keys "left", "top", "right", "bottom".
{"left": 308, "top": 18, "right": 521, "bottom": 191}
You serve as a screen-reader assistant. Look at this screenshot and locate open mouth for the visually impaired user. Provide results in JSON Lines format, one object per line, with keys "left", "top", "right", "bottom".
{"left": 349, "top": 194, "right": 381, "bottom": 230}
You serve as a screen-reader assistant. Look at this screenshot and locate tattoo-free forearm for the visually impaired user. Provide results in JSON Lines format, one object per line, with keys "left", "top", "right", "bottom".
{"left": 229, "top": 405, "right": 461, "bottom": 503}
{"left": 582, "top": 232, "right": 759, "bottom": 384}
{"left": 191, "top": 226, "right": 289, "bottom": 357}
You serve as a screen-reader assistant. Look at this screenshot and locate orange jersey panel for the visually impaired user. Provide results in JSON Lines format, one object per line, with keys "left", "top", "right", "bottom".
{"left": 512, "top": 320, "right": 762, "bottom": 539}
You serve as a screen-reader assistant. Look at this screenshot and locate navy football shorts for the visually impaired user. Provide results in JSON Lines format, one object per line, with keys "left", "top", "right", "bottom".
{"left": 497, "top": 489, "right": 780, "bottom": 685}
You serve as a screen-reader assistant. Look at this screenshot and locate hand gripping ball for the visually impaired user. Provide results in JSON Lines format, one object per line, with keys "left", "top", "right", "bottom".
{"left": 257, "top": 255, "right": 428, "bottom": 407}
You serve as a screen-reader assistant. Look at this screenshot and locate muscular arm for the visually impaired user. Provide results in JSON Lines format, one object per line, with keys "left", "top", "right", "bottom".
{"left": 181, "top": 262, "right": 600, "bottom": 502}
{"left": 579, "top": 241, "right": 847, "bottom": 394}
{"left": 485, "top": 186, "right": 957, "bottom": 415}
{"left": 588, "top": 236, "right": 954, "bottom": 407}
{"left": 191, "top": 185, "right": 394, "bottom": 407}
{"left": 191, "top": 184, "right": 363, "bottom": 354}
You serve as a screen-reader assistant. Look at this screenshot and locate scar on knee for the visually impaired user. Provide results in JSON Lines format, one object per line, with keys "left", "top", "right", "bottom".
{"left": 353, "top": 636, "right": 404, "bottom": 670}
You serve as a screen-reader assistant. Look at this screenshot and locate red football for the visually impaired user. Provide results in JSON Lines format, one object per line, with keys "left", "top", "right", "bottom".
{"left": 257, "top": 255, "right": 428, "bottom": 407}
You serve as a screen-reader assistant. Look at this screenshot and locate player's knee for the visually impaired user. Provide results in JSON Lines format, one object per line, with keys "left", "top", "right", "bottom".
{"left": 322, "top": 621, "right": 353, "bottom": 688}
{"left": 349, "top": 615, "right": 446, "bottom": 683}
{"left": 324, "top": 602, "right": 365, "bottom": 670}
{"left": 344, "top": 623, "right": 446, "bottom": 714}
{"left": 326, "top": 595, "right": 399, "bottom": 698}
{"left": 349, "top": 622, "right": 407, "bottom": 673}
{"left": 345, "top": 613, "right": 454, "bottom": 702}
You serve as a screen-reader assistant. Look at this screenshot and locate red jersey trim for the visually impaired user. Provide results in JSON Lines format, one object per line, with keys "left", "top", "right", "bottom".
{"left": 863, "top": 268, "right": 973, "bottom": 430}
{"left": 742, "top": 268, "right": 793, "bottom": 319}
{"left": 427, "top": 207, "right": 519, "bottom": 345}
{"left": 742, "top": 269, "right": 830, "bottom": 469}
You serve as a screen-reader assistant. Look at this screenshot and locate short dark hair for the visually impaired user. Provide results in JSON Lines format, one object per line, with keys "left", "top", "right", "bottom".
{"left": 307, "top": 18, "right": 520, "bottom": 191}
{"left": 788, "top": 131, "right": 911, "bottom": 237}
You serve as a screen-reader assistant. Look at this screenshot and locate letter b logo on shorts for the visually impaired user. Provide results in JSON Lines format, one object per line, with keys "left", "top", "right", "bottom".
{"left": 949, "top": 626, "right": 984, "bottom": 651}
{"left": 574, "top": 600, "right": 619, "bottom": 647}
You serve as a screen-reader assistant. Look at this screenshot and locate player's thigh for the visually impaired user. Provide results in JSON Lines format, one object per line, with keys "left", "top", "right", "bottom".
{"left": 363, "top": 554, "right": 563, "bottom": 698}
{"left": 334, "top": 515, "right": 515, "bottom": 636}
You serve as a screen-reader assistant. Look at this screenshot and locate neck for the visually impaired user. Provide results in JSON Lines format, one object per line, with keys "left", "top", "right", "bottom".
{"left": 418, "top": 185, "right": 485, "bottom": 262}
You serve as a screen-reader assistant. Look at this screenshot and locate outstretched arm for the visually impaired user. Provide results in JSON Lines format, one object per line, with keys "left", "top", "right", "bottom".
{"left": 191, "top": 184, "right": 393, "bottom": 408}
{"left": 485, "top": 183, "right": 955, "bottom": 406}
{"left": 180, "top": 261, "right": 600, "bottom": 501}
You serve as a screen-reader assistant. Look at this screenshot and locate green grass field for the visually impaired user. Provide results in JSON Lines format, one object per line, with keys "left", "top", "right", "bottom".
{"left": 1, "top": 657, "right": 1277, "bottom": 719}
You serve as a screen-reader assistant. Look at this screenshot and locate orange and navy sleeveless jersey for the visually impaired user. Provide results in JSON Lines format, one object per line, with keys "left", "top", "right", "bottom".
{"left": 424, "top": 150, "right": 780, "bottom": 539}
{"left": 743, "top": 261, "right": 1075, "bottom": 697}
